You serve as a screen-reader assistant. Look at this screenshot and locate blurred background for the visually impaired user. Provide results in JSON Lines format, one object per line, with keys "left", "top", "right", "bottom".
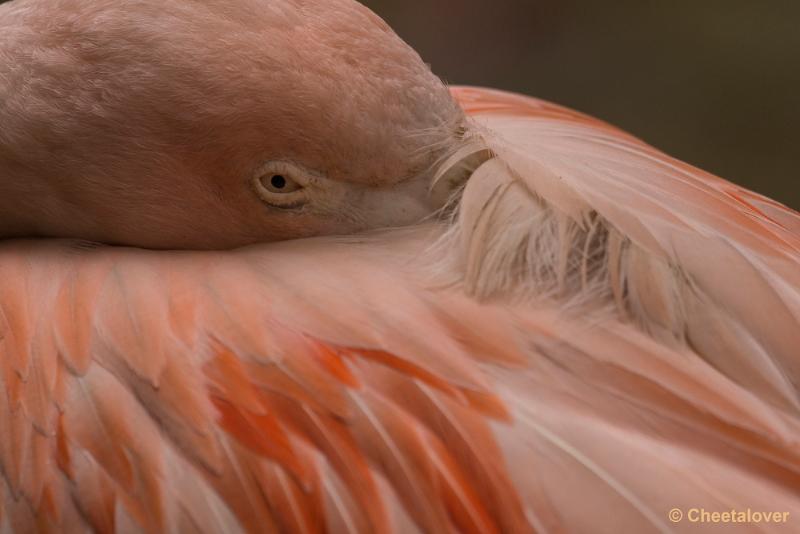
{"left": 364, "top": 0, "right": 800, "bottom": 209}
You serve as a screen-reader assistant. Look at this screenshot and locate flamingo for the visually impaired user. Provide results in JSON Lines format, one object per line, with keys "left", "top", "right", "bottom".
{"left": 1, "top": 0, "right": 799, "bottom": 532}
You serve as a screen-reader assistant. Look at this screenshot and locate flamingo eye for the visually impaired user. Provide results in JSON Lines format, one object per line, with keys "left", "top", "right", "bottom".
{"left": 260, "top": 173, "right": 302, "bottom": 194}
{"left": 252, "top": 162, "right": 310, "bottom": 208}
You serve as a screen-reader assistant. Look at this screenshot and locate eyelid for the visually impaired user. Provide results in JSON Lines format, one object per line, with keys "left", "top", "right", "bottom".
{"left": 260, "top": 173, "right": 303, "bottom": 194}
{"left": 252, "top": 161, "right": 311, "bottom": 208}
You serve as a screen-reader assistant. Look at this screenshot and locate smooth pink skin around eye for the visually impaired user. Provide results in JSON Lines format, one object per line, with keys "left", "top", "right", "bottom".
{"left": 0, "top": 0, "right": 464, "bottom": 248}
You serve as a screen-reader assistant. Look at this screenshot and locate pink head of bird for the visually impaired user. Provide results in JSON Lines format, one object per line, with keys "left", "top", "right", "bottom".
{"left": 0, "top": 0, "right": 465, "bottom": 249}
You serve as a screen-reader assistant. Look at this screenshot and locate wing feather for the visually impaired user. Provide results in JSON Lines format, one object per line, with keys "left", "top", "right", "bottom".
{"left": 1, "top": 86, "right": 799, "bottom": 533}
{"left": 450, "top": 86, "right": 800, "bottom": 413}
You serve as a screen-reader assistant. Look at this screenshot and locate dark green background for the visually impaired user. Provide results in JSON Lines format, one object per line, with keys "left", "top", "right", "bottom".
{"left": 364, "top": 1, "right": 799, "bottom": 209}
{"left": 2, "top": 0, "right": 797, "bottom": 208}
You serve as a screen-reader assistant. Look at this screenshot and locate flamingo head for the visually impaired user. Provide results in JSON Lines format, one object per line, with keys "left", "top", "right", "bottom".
{"left": 0, "top": 0, "right": 466, "bottom": 248}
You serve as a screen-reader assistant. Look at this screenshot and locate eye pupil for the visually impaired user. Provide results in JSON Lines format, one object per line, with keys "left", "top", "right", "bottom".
{"left": 270, "top": 175, "right": 287, "bottom": 189}
{"left": 255, "top": 167, "right": 305, "bottom": 202}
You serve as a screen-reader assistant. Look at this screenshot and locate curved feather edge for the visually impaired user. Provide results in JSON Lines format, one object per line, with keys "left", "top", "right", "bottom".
{"left": 0, "top": 86, "right": 798, "bottom": 532}
{"left": 445, "top": 86, "right": 800, "bottom": 417}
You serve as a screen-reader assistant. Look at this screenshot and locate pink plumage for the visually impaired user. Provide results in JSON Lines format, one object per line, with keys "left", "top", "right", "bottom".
{"left": 0, "top": 0, "right": 798, "bottom": 532}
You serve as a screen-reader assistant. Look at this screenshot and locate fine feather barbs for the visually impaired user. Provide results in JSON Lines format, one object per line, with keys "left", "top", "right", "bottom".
{"left": 1, "top": 1, "right": 799, "bottom": 532}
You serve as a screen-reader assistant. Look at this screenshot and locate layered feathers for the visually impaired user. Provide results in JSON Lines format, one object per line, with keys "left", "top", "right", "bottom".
{"left": 0, "top": 88, "right": 799, "bottom": 533}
